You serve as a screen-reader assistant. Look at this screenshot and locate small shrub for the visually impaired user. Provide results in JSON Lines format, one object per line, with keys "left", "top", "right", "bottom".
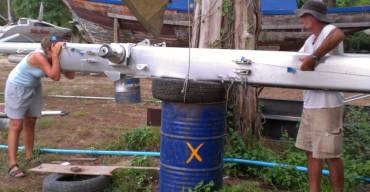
{"left": 36, "top": 118, "right": 56, "bottom": 129}
{"left": 106, "top": 126, "right": 160, "bottom": 151}
{"left": 187, "top": 181, "right": 215, "bottom": 192}
{"left": 111, "top": 169, "right": 157, "bottom": 192}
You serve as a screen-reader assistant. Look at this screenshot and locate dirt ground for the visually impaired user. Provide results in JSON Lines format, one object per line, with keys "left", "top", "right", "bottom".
{"left": 0, "top": 57, "right": 157, "bottom": 191}
{"left": 0, "top": 55, "right": 369, "bottom": 191}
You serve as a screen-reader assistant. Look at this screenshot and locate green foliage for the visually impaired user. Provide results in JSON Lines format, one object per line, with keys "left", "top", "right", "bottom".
{"left": 187, "top": 181, "right": 215, "bottom": 192}
{"left": 0, "top": 0, "right": 7, "bottom": 25}
{"left": 224, "top": 106, "right": 370, "bottom": 191}
{"left": 222, "top": 0, "right": 234, "bottom": 25}
{"left": 0, "top": 93, "right": 4, "bottom": 102}
{"left": 111, "top": 169, "right": 157, "bottom": 192}
{"left": 221, "top": 181, "right": 267, "bottom": 192}
{"left": 337, "top": 0, "right": 370, "bottom": 7}
{"left": 12, "top": 0, "right": 71, "bottom": 27}
{"left": 130, "top": 156, "right": 157, "bottom": 167}
{"left": 106, "top": 126, "right": 160, "bottom": 151}
{"left": 342, "top": 106, "right": 370, "bottom": 190}
{"left": 36, "top": 117, "right": 56, "bottom": 129}
{"left": 298, "top": 0, "right": 369, "bottom": 7}
{"left": 344, "top": 32, "right": 370, "bottom": 53}
{"left": 344, "top": 106, "right": 370, "bottom": 160}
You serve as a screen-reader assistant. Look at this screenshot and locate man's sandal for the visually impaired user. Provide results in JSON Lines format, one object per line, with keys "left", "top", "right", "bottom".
{"left": 8, "top": 164, "right": 26, "bottom": 178}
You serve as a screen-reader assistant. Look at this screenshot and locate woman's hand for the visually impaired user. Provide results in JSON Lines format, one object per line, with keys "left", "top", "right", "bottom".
{"left": 51, "top": 42, "right": 64, "bottom": 58}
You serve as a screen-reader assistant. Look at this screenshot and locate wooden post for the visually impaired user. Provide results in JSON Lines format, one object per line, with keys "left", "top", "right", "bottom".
{"left": 113, "top": 17, "right": 120, "bottom": 43}
{"left": 191, "top": 0, "right": 262, "bottom": 141}
{"left": 323, "top": 0, "right": 336, "bottom": 7}
{"left": 7, "top": 0, "right": 12, "bottom": 24}
{"left": 191, "top": 0, "right": 202, "bottom": 48}
{"left": 197, "top": 0, "right": 223, "bottom": 48}
{"left": 231, "top": 0, "right": 261, "bottom": 140}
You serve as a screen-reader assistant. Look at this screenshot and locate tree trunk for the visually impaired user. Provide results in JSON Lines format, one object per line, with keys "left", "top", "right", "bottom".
{"left": 196, "top": 0, "right": 223, "bottom": 48}
{"left": 191, "top": 0, "right": 262, "bottom": 141}
{"left": 232, "top": 0, "right": 261, "bottom": 141}
{"left": 191, "top": 1, "right": 202, "bottom": 48}
{"left": 323, "top": 0, "right": 336, "bottom": 7}
{"left": 7, "top": 0, "right": 13, "bottom": 24}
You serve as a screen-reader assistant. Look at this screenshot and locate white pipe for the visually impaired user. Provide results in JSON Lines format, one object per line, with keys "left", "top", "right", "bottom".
{"left": 48, "top": 95, "right": 114, "bottom": 100}
{"left": 0, "top": 42, "right": 369, "bottom": 93}
{"left": 344, "top": 94, "right": 370, "bottom": 103}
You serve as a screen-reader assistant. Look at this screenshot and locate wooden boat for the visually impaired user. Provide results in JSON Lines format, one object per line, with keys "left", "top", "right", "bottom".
{"left": 62, "top": 0, "right": 191, "bottom": 47}
{"left": 62, "top": 0, "right": 370, "bottom": 51}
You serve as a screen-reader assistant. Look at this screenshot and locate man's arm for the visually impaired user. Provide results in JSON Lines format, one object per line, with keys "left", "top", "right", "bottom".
{"left": 300, "top": 28, "right": 345, "bottom": 71}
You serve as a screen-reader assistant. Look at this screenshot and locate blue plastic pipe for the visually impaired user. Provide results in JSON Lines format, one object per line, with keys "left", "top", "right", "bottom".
{"left": 0, "top": 145, "right": 369, "bottom": 182}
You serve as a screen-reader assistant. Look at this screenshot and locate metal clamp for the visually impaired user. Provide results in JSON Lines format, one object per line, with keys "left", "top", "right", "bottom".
{"left": 235, "top": 69, "right": 252, "bottom": 76}
{"left": 98, "top": 44, "right": 126, "bottom": 65}
{"left": 233, "top": 56, "right": 253, "bottom": 65}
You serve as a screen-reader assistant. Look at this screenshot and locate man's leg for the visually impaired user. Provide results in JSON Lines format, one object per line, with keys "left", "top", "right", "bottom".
{"left": 7, "top": 119, "right": 23, "bottom": 166}
{"left": 327, "top": 158, "right": 344, "bottom": 192}
{"left": 306, "top": 151, "right": 323, "bottom": 192}
{"left": 23, "top": 116, "right": 37, "bottom": 160}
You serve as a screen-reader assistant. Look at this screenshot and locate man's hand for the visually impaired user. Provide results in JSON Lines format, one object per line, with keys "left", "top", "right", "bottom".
{"left": 300, "top": 56, "right": 316, "bottom": 71}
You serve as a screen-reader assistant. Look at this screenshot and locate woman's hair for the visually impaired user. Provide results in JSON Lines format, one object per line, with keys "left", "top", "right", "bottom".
{"left": 40, "top": 35, "right": 59, "bottom": 55}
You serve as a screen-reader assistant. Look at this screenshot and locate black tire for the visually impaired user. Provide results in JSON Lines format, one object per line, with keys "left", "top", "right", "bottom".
{"left": 152, "top": 78, "right": 225, "bottom": 103}
{"left": 42, "top": 173, "right": 111, "bottom": 192}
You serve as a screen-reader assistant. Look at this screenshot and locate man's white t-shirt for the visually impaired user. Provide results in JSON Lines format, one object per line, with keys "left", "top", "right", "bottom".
{"left": 299, "top": 24, "right": 344, "bottom": 109}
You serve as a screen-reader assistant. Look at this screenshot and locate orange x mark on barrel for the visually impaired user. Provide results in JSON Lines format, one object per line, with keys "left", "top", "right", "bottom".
{"left": 186, "top": 142, "right": 204, "bottom": 164}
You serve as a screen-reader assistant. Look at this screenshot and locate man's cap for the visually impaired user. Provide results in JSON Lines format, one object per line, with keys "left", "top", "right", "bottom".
{"left": 296, "top": 0, "right": 332, "bottom": 23}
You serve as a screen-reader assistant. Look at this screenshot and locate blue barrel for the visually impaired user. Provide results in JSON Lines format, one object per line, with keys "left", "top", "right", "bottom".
{"left": 114, "top": 78, "right": 141, "bottom": 103}
{"left": 160, "top": 102, "right": 225, "bottom": 191}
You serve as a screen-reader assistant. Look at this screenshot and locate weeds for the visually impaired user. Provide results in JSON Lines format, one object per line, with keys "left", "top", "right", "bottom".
{"left": 36, "top": 118, "right": 56, "bottom": 129}
{"left": 187, "top": 181, "right": 215, "bottom": 192}
{"left": 71, "top": 111, "right": 87, "bottom": 118}
{"left": 106, "top": 126, "right": 160, "bottom": 151}
{"left": 224, "top": 106, "right": 370, "bottom": 191}
{"left": 111, "top": 169, "right": 158, "bottom": 192}
{"left": 130, "top": 156, "right": 157, "bottom": 167}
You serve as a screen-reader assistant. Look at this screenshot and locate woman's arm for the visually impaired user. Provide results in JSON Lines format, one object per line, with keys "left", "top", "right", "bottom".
{"left": 63, "top": 71, "right": 75, "bottom": 79}
{"left": 29, "top": 42, "right": 63, "bottom": 81}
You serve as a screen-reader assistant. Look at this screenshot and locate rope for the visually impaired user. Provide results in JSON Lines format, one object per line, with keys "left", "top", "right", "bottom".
{"left": 181, "top": 0, "right": 194, "bottom": 102}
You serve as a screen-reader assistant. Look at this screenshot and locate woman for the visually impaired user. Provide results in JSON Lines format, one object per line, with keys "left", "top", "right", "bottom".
{"left": 5, "top": 35, "right": 75, "bottom": 178}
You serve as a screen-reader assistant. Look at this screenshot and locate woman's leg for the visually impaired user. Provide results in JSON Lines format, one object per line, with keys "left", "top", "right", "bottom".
{"left": 7, "top": 119, "right": 23, "bottom": 167}
{"left": 23, "top": 116, "right": 37, "bottom": 160}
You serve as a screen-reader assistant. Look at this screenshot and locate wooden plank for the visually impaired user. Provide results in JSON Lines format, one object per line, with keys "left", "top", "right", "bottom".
{"left": 29, "top": 163, "right": 159, "bottom": 176}
{"left": 198, "top": 0, "right": 222, "bottom": 48}
{"left": 107, "top": 12, "right": 190, "bottom": 26}
{"left": 191, "top": 1, "right": 201, "bottom": 48}
{"left": 113, "top": 17, "right": 119, "bottom": 43}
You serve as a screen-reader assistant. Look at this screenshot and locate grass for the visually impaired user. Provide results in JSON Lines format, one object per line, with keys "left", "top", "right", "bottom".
{"left": 0, "top": 188, "right": 25, "bottom": 192}
{"left": 71, "top": 111, "right": 87, "bottom": 118}
{"left": 222, "top": 180, "right": 272, "bottom": 192}
{"left": 106, "top": 126, "right": 160, "bottom": 151}
{"left": 111, "top": 168, "right": 158, "bottom": 192}
{"left": 36, "top": 118, "right": 56, "bottom": 129}
{"left": 142, "top": 98, "right": 161, "bottom": 105}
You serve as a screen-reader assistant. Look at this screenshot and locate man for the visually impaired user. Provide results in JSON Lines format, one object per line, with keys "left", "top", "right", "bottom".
{"left": 295, "top": 1, "right": 345, "bottom": 192}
